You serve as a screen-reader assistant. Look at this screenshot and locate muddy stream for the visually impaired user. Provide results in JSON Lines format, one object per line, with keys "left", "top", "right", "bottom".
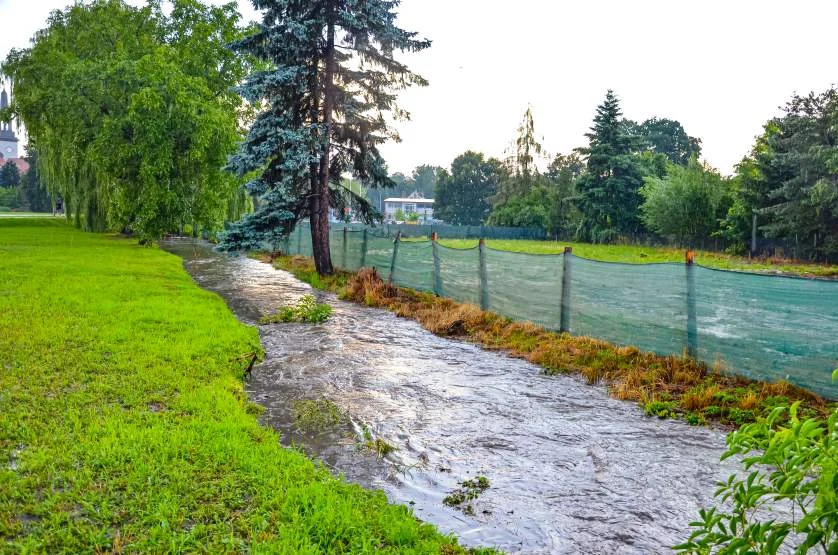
{"left": 164, "top": 239, "right": 743, "bottom": 554}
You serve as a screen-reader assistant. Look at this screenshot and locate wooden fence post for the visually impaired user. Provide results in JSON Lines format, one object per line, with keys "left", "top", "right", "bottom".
{"left": 360, "top": 228, "right": 368, "bottom": 268}
{"left": 388, "top": 231, "right": 401, "bottom": 284}
{"left": 341, "top": 226, "right": 348, "bottom": 269}
{"left": 432, "top": 232, "right": 442, "bottom": 296}
{"left": 686, "top": 250, "right": 698, "bottom": 359}
{"left": 560, "top": 246, "right": 572, "bottom": 333}
{"left": 478, "top": 238, "right": 489, "bottom": 310}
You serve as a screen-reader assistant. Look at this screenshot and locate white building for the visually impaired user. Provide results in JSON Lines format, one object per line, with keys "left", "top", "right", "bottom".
{"left": 383, "top": 192, "right": 434, "bottom": 222}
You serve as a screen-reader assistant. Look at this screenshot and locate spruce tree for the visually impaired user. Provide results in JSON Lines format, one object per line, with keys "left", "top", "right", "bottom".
{"left": 219, "top": 0, "right": 430, "bottom": 274}
{"left": 576, "top": 90, "right": 646, "bottom": 241}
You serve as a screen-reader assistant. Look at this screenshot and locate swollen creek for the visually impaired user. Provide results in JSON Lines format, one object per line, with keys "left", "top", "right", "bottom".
{"left": 164, "top": 238, "right": 743, "bottom": 554}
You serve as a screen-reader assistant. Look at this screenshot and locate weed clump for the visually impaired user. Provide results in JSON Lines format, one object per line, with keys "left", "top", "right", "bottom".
{"left": 358, "top": 423, "right": 396, "bottom": 457}
{"left": 444, "top": 476, "right": 491, "bottom": 515}
{"left": 260, "top": 294, "right": 332, "bottom": 324}
{"left": 292, "top": 398, "right": 343, "bottom": 432}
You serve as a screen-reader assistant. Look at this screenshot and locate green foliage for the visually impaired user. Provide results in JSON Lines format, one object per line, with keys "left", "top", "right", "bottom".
{"left": 406, "top": 211, "right": 420, "bottom": 223}
{"left": 434, "top": 151, "right": 505, "bottom": 225}
{"left": 644, "top": 400, "right": 678, "bottom": 418}
{"left": 576, "top": 90, "right": 647, "bottom": 241}
{"left": 0, "top": 161, "right": 20, "bottom": 188}
{"left": 259, "top": 294, "right": 333, "bottom": 324}
{"left": 394, "top": 208, "right": 406, "bottom": 222}
{"left": 0, "top": 183, "right": 21, "bottom": 209}
{"left": 2, "top": 0, "right": 252, "bottom": 239}
{"left": 0, "top": 219, "right": 482, "bottom": 553}
{"left": 19, "top": 150, "right": 51, "bottom": 212}
{"left": 628, "top": 117, "right": 702, "bottom": 165}
{"left": 640, "top": 158, "right": 731, "bottom": 246}
{"left": 675, "top": 403, "right": 838, "bottom": 554}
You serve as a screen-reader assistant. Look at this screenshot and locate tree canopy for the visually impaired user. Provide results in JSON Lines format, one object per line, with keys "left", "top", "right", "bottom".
{"left": 640, "top": 158, "right": 729, "bottom": 246}
{"left": 218, "top": 0, "right": 430, "bottom": 274}
{"left": 2, "top": 0, "right": 252, "bottom": 239}
{"left": 434, "top": 151, "right": 503, "bottom": 226}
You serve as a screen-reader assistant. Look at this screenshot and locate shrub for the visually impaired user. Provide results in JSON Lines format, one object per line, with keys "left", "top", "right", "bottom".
{"left": 676, "top": 391, "right": 838, "bottom": 554}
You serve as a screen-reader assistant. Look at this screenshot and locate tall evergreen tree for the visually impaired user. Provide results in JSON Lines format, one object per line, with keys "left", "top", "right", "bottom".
{"left": 219, "top": 0, "right": 430, "bottom": 274}
{"left": 575, "top": 90, "right": 646, "bottom": 241}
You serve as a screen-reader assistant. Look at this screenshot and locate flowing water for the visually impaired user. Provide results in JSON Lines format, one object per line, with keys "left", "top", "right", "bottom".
{"left": 164, "top": 239, "right": 744, "bottom": 554}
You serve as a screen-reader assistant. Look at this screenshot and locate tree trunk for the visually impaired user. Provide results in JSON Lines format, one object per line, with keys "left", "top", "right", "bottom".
{"left": 312, "top": 10, "right": 336, "bottom": 275}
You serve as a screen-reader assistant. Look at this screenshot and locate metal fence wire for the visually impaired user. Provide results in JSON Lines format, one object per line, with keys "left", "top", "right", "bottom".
{"left": 283, "top": 223, "right": 838, "bottom": 399}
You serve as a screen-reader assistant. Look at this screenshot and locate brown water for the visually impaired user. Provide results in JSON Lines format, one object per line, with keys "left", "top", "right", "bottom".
{"left": 164, "top": 239, "right": 744, "bottom": 554}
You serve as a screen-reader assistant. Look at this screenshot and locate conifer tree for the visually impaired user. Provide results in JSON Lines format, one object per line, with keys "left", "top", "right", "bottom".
{"left": 220, "top": 0, "right": 430, "bottom": 275}
{"left": 576, "top": 90, "right": 646, "bottom": 241}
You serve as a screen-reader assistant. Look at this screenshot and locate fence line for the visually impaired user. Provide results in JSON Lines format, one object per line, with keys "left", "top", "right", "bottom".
{"left": 285, "top": 222, "right": 838, "bottom": 399}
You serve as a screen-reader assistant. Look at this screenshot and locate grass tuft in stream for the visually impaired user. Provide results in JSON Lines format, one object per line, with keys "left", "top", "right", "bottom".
{"left": 444, "top": 476, "right": 491, "bottom": 515}
{"left": 259, "top": 294, "right": 333, "bottom": 324}
{"left": 264, "top": 255, "right": 836, "bottom": 428}
{"left": 292, "top": 398, "right": 344, "bottom": 432}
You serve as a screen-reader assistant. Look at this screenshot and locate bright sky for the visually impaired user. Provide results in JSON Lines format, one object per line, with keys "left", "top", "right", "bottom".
{"left": 1, "top": 0, "right": 836, "bottom": 175}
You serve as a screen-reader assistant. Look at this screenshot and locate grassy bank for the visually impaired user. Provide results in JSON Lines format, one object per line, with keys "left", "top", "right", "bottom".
{"left": 416, "top": 238, "right": 838, "bottom": 278}
{"left": 0, "top": 219, "right": 486, "bottom": 553}
{"left": 266, "top": 254, "right": 835, "bottom": 428}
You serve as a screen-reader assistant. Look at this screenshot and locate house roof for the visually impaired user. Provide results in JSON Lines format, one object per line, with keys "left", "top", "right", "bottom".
{"left": 0, "top": 157, "right": 29, "bottom": 173}
{"left": 383, "top": 198, "right": 434, "bottom": 204}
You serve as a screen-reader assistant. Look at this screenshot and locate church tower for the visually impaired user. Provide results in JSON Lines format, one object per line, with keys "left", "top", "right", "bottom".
{"left": 0, "top": 87, "right": 19, "bottom": 159}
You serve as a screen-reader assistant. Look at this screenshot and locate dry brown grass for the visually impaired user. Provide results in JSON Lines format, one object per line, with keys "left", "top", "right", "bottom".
{"left": 270, "top": 257, "right": 835, "bottom": 427}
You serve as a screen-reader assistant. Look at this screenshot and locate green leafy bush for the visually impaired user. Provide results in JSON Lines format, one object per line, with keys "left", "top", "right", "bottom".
{"left": 676, "top": 396, "right": 838, "bottom": 554}
{"left": 644, "top": 400, "right": 678, "bottom": 418}
{"left": 259, "top": 294, "right": 333, "bottom": 324}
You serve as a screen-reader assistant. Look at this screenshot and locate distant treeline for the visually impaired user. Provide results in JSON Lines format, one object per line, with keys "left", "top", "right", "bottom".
{"left": 411, "top": 90, "right": 838, "bottom": 261}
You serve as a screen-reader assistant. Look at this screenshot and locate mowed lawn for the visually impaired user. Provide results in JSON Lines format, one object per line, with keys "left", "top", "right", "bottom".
{"left": 432, "top": 238, "right": 838, "bottom": 278}
{"left": 0, "top": 219, "right": 482, "bottom": 554}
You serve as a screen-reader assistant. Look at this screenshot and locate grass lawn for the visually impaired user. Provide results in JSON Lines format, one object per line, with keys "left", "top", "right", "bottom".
{"left": 0, "top": 219, "right": 484, "bottom": 553}
{"left": 424, "top": 238, "right": 838, "bottom": 278}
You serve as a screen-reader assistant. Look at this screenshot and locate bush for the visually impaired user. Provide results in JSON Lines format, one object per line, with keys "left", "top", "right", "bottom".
{"left": 676, "top": 391, "right": 838, "bottom": 554}
{"left": 259, "top": 294, "right": 332, "bottom": 324}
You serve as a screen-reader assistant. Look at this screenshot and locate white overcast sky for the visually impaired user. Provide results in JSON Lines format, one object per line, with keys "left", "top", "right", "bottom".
{"left": 1, "top": 0, "right": 836, "bottom": 175}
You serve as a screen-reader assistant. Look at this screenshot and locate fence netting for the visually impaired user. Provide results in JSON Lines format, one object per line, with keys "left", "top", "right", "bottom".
{"left": 280, "top": 223, "right": 838, "bottom": 399}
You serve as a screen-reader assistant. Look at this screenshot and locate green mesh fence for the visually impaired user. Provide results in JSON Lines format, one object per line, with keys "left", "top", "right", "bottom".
{"left": 277, "top": 222, "right": 838, "bottom": 399}
{"left": 435, "top": 245, "right": 482, "bottom": 306}
{"left": 390, "top": 241, "right": 435, "bottom": 292}
{"left": 485, "top": 248, "right": 563, "bottom": 328}
{"left": 569, "top": 258, "right": 688, "bottom": 358}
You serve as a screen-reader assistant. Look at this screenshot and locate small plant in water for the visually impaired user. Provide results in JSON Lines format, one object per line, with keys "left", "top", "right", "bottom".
{"left": 259, "top": 294, "right": 332, "bottom": 324}
{"left": 443, "top": 475, "right": 491, "bottom": 515}
{"left": 358, "top": 424, "right": 396, "bottom": 458}
{"left": 292, "top": 398, "right": 343, "bottom": 432}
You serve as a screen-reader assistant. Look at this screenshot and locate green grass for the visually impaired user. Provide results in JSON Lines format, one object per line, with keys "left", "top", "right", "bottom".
{"left": 426, "top": 238, "right": 838, "bottom": 278}
{"left": 0, "top": 219, "right": 489, "bottom": 553}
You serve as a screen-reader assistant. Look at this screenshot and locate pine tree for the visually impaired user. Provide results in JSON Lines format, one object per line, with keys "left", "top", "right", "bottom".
{"left": 576, "top": 90, "right": 646, "bottom": 241}
{"left": 492, "top": 106, "right": 546, "bottom": 205}
{"left": 219, "top": 0, "right": 430, "bottom": 274}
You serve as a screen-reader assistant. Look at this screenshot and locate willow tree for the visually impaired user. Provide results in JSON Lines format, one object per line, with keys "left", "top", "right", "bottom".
{"left": 219, "top": 0, "right": 429, "bottom": 275}
{"left": 2, "top": 0, "right": 252, "bottom": 239}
